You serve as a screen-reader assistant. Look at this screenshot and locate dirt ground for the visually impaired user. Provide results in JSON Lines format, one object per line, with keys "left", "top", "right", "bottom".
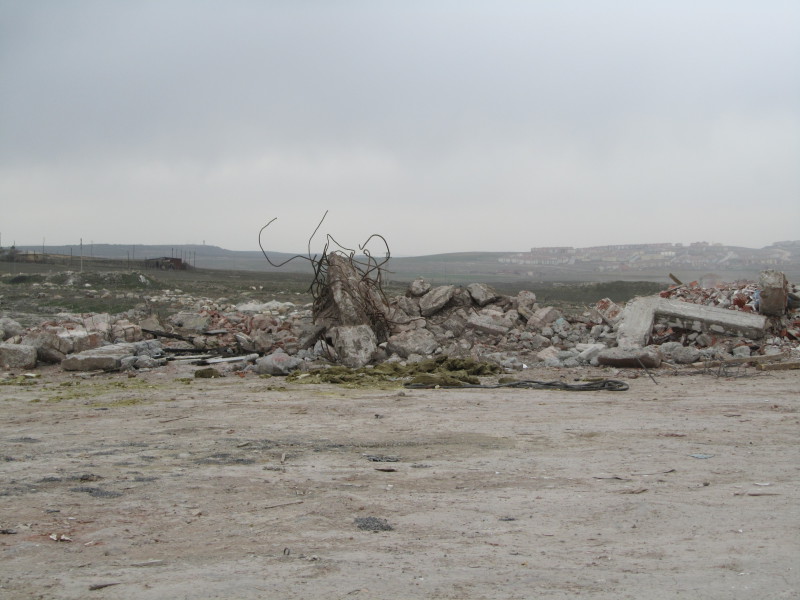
{"left": 1, "top": 363, "right": 798, "bottom": 600}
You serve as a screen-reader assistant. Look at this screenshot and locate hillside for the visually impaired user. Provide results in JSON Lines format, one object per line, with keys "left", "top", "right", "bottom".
{"left": 6, "top": 241, "right": 800, "bottom": 286}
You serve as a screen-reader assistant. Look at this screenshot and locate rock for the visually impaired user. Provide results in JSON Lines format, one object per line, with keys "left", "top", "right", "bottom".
{"left": 659, "top": 342, "right": 701, "bottom": 364}
{"left": 61, "top": 344, "right": 137, "bottom": 372}
{"left": 328, "top": 325, "right": 378, "bottom": 368}
{"left": 441, "top": 310, "right": 468, "bottom": 337}
{"left": 597, "top": 346, "right": 662, "bottom": 369}
{"left": 139, "top": 315, "right": 164, "bottom": 332}
{"left": 576, "top": 343, "right": 606, "bottom": 364}
{"left": 134, "top": 355, "right": 164, "bottom": 369}
{"left": 514, "top": 291, "right": 538, "bottom": 321}
{"left": 525, "top": 307, "right": 562, "bottom": 331}
{"left": 467, "top": 283, "right": 499, "bottom": 307}
{"left": 235, "top": 333, "right": 256, "bottom": 352}
{"left": 551, "top": 317, "right": 572, "bottom": 337}
{"left": 732, "top": 345, "right": 752, "bottom": 358}
{"left": 758, "top": 270, "right": 788, "bottom": 316}
{"left": 82, "top": 313, "right": 112, "bottom": 335}
{"left": 465, "top": 312, "right": 514, "bottom": 336}
{"left": 419, "top": 285, "right": 456, "bottom": 317}
{"left": 255, "top": 351, "right": 303, "bottom": 375}
{"left": 536, "top": 346, "right": 560, "bottom": 364}
{"left": 395, "top": 296, "right": 421, "bottom": 318}
{"left": 111, "top": 319, "right": 142, "bottom": 343}
{"left": 386, "top": 329, "right": 438, "bottom": 358}
{"left": 171, "top": 312, "right": 211, "bottom": 332}
{"left": 594, "top": 298, "right": 623, "bottom": 324}
{"left": 408, "top": 278, "right": 432, "bottom": 297}
{"left": 194, "top": 367, "right": 223, "bottom": 378}
{"left": 0, "top": 343, "right": 37, "bottom": 369}
{"left": 132, "top": 340, "right": 163, "bottom": 357}
{"left": 251, "top": 330, "right": 275, "bottom": 353}
{"left": 0, "top": 318, "right": 24, "bottom": 340}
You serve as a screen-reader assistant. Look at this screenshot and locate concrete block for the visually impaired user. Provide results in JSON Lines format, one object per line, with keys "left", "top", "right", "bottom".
{"left": 758, "top": 270, "right": 788, "bottom": 316}
{"left": 419, "top": 285, "right": 456, "bottom": 317}
{"left": 597, "top": 346, "right": 662, "bottom": 369}
{"left": 466, "top": 283, "right": 499, "bottom": 307}
{"left": 328, "top": 324, "right": 378, "bottom": 368}
{"left": 617, "top": 297, "right": 767, "bottom": 348}
{"left": 0, "top": 343, "right": 37, "bottom": 369}
{"left": 386, "top": 329, "right": 438, "bottom": 358}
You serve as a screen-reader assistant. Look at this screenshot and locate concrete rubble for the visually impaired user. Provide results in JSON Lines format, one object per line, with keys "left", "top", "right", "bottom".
{"left": 1, "top": 271, "right": 798, "bottom": 375}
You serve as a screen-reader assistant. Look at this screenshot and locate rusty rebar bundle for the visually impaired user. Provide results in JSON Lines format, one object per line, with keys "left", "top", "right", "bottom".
{"left": 258, "top": 212, "right": 393, "bottom": 340}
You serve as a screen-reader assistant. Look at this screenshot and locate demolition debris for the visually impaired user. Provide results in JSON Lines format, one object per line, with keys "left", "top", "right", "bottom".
{"left": 1, "top": 266, "right": 798, "bottom": 378}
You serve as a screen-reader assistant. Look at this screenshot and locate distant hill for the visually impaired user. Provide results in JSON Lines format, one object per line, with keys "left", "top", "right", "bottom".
{"left": 8, "top": 241, "right": 799, "bottom": 285}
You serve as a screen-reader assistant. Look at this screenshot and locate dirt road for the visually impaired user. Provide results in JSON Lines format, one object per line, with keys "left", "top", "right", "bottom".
{"left": 1, "top": 364, "right": 798, "bottom": 599}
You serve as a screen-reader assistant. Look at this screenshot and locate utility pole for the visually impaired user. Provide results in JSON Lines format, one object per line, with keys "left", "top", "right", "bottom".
{"left": 80, "top": 238, "right": 83, "bottom": 273}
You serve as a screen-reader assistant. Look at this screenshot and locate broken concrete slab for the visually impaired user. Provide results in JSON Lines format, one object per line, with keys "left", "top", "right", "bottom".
{"left": 61, "top": 344, "right": 137, "bottom": 372}
{"left": 597, "top": 346, "right": 662, "bottom": 369}
{"left": 386, "top": 329, "right": 438, "bottom": 358}
{"left": 0, "top": 343, "right": 37, "bottom": 369}
{"left": 419, "top": 285, "right": 456, "bottom": 317}
{"left": 254, "top": 350, "right": 303, "bottom": 375}
{"left": 466, "top": 283, "right": 499, "bottom": 307}
{"left": 514, "top": 290, "right": 538, "bottom": 321}
{"left": 617, "top": 297, "right": 767, "bottom": 348}
{"left": 171, "top": 312, "right": 212, "bottom": 332}
{"left": 465, "top": 312, "right": 514, "bottom": 336}
{"left": 408, "top": 277, "right": 432, "bottom": 297}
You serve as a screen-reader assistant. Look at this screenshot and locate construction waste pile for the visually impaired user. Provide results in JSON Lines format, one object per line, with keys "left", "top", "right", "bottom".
{"left": 1, "top": 270, "right": 798, "bottom": 377}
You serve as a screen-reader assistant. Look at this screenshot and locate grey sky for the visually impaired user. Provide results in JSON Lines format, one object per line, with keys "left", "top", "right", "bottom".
{"left": 2, "top": 1, "right": 798, "bottom": 255}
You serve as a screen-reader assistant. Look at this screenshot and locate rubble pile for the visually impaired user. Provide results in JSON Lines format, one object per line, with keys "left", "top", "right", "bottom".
{"left": 1, "top": 271, "right": 798, "bottom": 376}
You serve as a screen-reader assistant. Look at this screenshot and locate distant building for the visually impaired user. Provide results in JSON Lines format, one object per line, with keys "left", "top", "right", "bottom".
{"left": 144, "top": 257, "right": 187, "bottom": 270}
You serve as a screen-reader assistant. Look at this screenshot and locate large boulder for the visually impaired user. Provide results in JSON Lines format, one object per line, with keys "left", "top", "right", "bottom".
{"left": 0, "top": 343, "right": 37, "bottom": 369}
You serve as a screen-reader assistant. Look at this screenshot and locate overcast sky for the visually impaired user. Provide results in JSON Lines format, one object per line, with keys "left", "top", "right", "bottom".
{"left": 1, "top": 1, "right": 798, "bottom": 256}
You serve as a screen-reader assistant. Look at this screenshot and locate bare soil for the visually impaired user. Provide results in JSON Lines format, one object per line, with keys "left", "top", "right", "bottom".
{"left": 1, "top": 364, "right": 798, "bottom": 599}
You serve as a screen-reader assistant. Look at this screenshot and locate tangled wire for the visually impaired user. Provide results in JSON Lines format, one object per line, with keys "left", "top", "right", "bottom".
{"left": 258, "top": 211, "right": 394, "bottom": 337}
